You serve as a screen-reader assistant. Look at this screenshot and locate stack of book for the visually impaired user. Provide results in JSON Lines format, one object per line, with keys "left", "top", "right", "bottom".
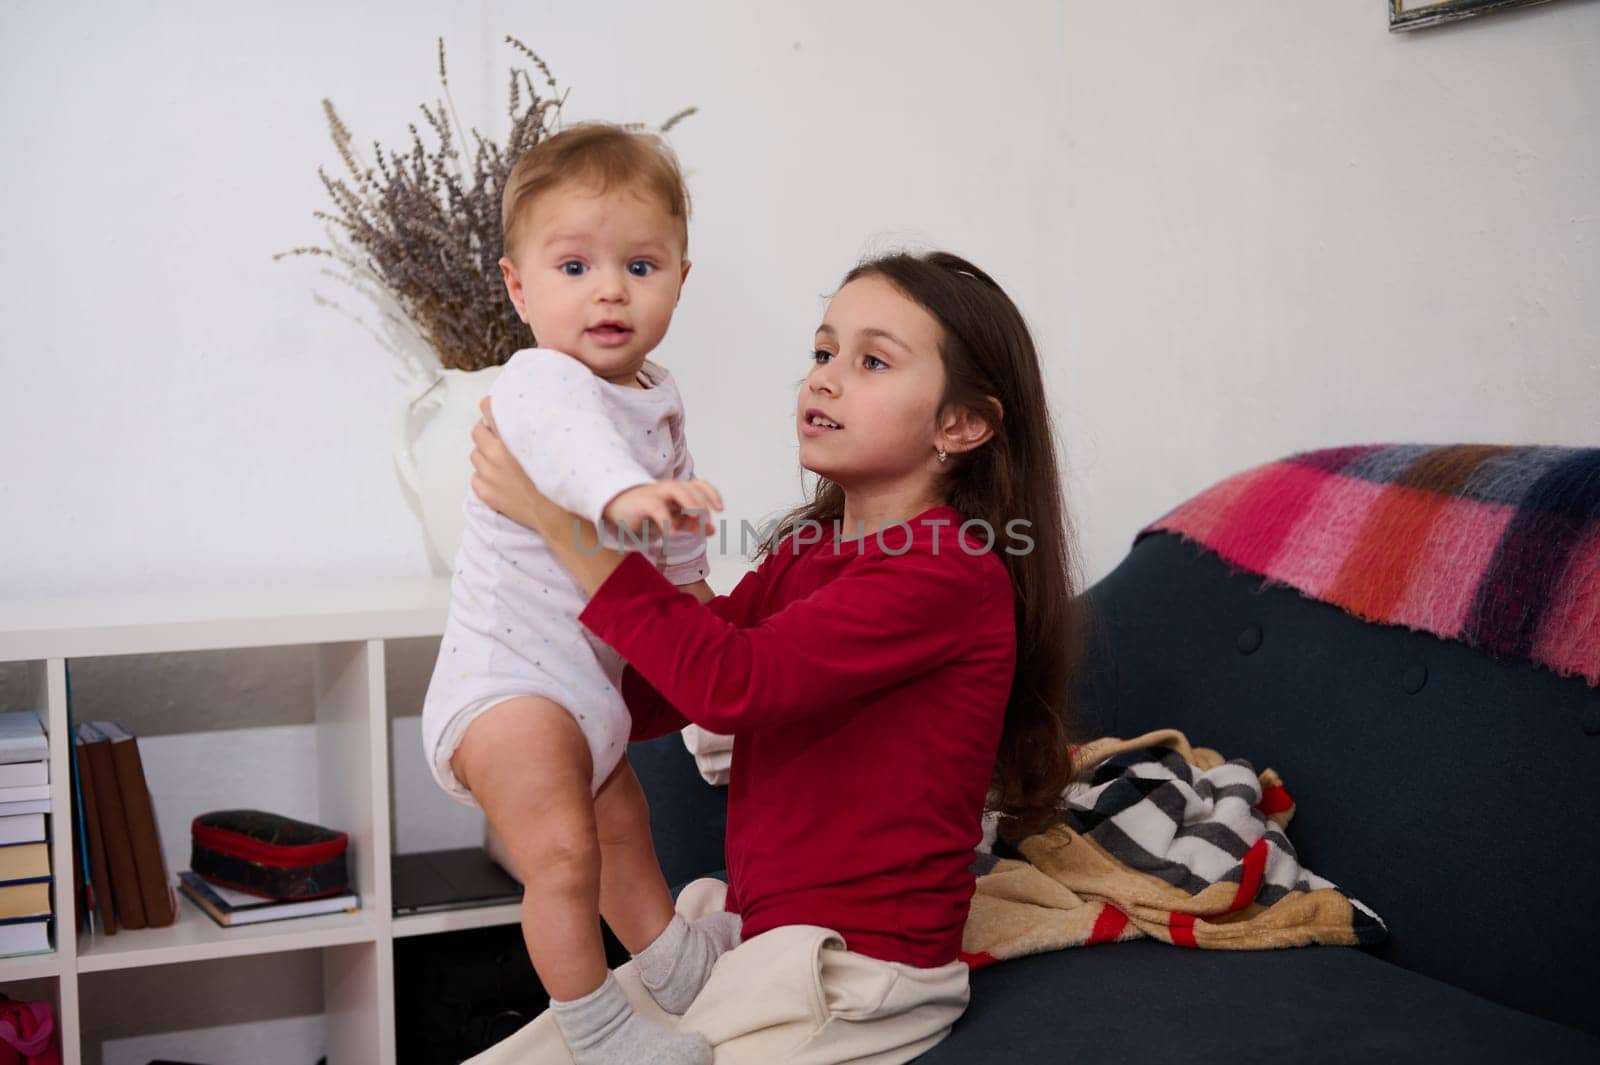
{"left": 177, "top": 870, "right": 359, "bottom": 927}
{"left": 70, "top": 720, "right": 176, "bottom": 935}
{"left": 0, "top": 710, "right": 53, "bottom": 958}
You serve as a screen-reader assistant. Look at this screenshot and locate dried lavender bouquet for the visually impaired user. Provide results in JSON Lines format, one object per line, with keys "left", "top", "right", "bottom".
{"left": 276, "top": 34, "right": 695, "bottom": 377}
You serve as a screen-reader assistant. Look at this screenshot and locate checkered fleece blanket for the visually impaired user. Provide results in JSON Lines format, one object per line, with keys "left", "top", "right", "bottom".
{"left": 1134, "top": 443, "right": 1600, "bottom": 687}
{"left": 961, "top": 730, "right": 1386, "bottom": 967}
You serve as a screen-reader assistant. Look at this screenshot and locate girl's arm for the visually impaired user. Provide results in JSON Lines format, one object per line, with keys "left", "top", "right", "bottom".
{"left": 475, "top": 400, "right": 984, "bottom": 735}
{"left": 678, "top": 579, "right": 716, "bottom": 605}
{"left": 622, "top": 562, "right": 774, "bottom": 741}
{"left": 579, "top": 546, "right": 983, "bottom": 735}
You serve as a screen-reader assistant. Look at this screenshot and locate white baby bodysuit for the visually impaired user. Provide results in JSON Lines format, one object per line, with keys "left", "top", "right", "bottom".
{"left": 420, "top": 347, "right": 710, "bottom": 804}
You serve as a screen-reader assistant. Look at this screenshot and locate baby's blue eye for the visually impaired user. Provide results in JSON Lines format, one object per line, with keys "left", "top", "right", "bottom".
{"left": 864, "top": 354, "right": 887, "bottom": 370}
{"left": 629, "top": 261, "right": 655, "bottom": 277}
{"left": 560, "top": 261, "right": 586, "bottom": 276}
{"left": 812, "top": 350, "right": 832, "bottom": 364}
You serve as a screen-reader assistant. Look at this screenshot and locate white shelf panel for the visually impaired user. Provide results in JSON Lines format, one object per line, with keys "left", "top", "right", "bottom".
{"left": 74, "top": 900, "right": 379, "bottom": 973}
{"left": 0, "top": 577, "right": 451, "bottom": 661}
{"left": 0, "top": 951, "right": 62, "bottom": 981}
{"left": 392, "top": 902, "right": 522, "bottom": 939}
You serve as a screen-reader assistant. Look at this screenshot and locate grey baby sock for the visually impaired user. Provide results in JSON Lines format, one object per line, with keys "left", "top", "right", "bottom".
{"left": 548, "top": 970, "right": 712, "bottom": 1065}
{"left": 636, "top": 911, "right": 744, "bottom": 1015}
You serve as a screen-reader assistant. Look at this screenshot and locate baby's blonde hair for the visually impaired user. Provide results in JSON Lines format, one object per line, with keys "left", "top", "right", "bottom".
{"left": 501, "top": 120, "right": 691, "bottom": 262}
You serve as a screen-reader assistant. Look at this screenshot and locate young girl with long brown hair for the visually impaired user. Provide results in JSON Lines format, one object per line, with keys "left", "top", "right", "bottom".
{"left": 457, "top": 249, "right": 1091, "bottom": 1065}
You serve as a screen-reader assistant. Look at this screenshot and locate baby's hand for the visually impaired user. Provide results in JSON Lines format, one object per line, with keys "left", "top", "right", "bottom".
{"left": 603, "top": 479, "right": 724, "bottom": 548}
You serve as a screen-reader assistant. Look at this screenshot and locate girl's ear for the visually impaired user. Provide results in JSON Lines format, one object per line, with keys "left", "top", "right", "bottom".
{"left": 940, "top": 396, "right": 1002, "bottom": 455}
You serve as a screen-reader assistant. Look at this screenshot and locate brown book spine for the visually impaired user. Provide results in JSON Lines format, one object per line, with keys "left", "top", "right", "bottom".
{"left": 74, "top": 733, "right": 117, "bottom": 934}
{"left": 82, "top": 735, "right": 145, "bottom": 930}
{"left": 102, "top": 726, "right": 175, "bottom": 928}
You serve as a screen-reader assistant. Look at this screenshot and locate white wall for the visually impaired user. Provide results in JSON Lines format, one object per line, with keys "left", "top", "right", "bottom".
{"left": 3, "top": 1, "right": 1595, "bottom": 604}
{"left": 1056, "top": 0, "right": 1599, "bottom": 576}
{"left": 0, "top": 0, "right": 1080, "bottom": 601}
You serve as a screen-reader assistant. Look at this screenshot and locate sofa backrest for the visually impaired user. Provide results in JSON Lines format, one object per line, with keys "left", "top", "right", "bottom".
{"left": 1077, "top": 530, "right": 1600, "bottom": 1035}
{"left": 628, "top": 731, "right": 729, "bottom": 890}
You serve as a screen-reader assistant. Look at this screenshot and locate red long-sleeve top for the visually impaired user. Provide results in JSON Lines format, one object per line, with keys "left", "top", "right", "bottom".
{"left": 577, "top": 503, "right": 1017, "bottom": 967}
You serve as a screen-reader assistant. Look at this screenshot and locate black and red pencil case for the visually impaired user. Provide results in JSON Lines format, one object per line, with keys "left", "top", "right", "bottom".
{"left": 189, "top": 809, "right": 350, "bottom": 901}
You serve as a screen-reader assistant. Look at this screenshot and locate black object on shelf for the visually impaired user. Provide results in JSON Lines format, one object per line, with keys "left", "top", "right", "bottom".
{"left": 392, "top": 847, "right": 523, "bottom": 916}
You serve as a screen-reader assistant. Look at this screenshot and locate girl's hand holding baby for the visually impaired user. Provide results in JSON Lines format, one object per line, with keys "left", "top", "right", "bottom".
{"left": 470, "top": 397, "right": 553, "bottom": 533}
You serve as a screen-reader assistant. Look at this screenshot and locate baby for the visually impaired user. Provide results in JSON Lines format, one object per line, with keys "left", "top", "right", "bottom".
{"left": 420, "top": 121, "right": 735, "bottom": 1065}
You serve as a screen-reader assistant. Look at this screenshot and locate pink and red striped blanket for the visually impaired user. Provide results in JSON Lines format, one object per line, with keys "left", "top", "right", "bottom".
{"left": 1135, "top": 443, "right": 1600, "bottom": 687}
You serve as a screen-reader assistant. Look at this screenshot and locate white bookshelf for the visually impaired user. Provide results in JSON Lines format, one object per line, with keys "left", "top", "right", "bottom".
{"left": 0, "top": 576, "right": 542, "bottom": 1065}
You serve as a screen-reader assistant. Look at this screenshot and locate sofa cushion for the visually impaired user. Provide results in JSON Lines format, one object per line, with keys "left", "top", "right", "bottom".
{"left": 917, "top": 941, "right": 1600, "bottom": 1064}
{"left": 1071, "top": 531, "right": 1600, "bottom": 1035}
{"left": 673, "top": 874, "right": 1598, "bottom": 1062}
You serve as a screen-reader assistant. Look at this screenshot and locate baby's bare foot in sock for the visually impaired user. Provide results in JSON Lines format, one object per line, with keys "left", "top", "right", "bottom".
{"left": 637, "top": 910, "right": 744, "bottom": 1015}
{"left": 549, "top": 971, "right": 711, "bottom": 1065}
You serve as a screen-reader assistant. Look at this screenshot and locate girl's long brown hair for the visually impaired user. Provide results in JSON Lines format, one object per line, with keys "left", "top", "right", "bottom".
{"left": 755, "top": 249, "right": 1093, "bottom": 843}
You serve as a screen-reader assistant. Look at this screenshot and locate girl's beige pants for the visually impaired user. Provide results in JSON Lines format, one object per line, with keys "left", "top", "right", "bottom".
{"left": 462, "top": 877, "right": 971, "bottom": 1065}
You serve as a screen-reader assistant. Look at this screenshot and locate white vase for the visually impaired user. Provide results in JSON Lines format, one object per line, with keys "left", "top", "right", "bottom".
{"left": 393, "top": 364, "right": 505, "bottom": 576}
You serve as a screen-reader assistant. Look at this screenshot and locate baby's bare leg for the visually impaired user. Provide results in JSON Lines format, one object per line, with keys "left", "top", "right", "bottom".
{"left": 595, "top": 756, "right": 742, "bottom": 1015}
{"left": 452, "top": 698, "right": 711, "bottom": 1064}
{"left": 451, "top": 695, "right": 605, "bottom": 999}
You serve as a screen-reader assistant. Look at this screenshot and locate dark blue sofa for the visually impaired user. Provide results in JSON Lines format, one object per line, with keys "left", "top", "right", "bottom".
{"left": 628, "top": 529, "right": 1600, "bottom": 1063}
